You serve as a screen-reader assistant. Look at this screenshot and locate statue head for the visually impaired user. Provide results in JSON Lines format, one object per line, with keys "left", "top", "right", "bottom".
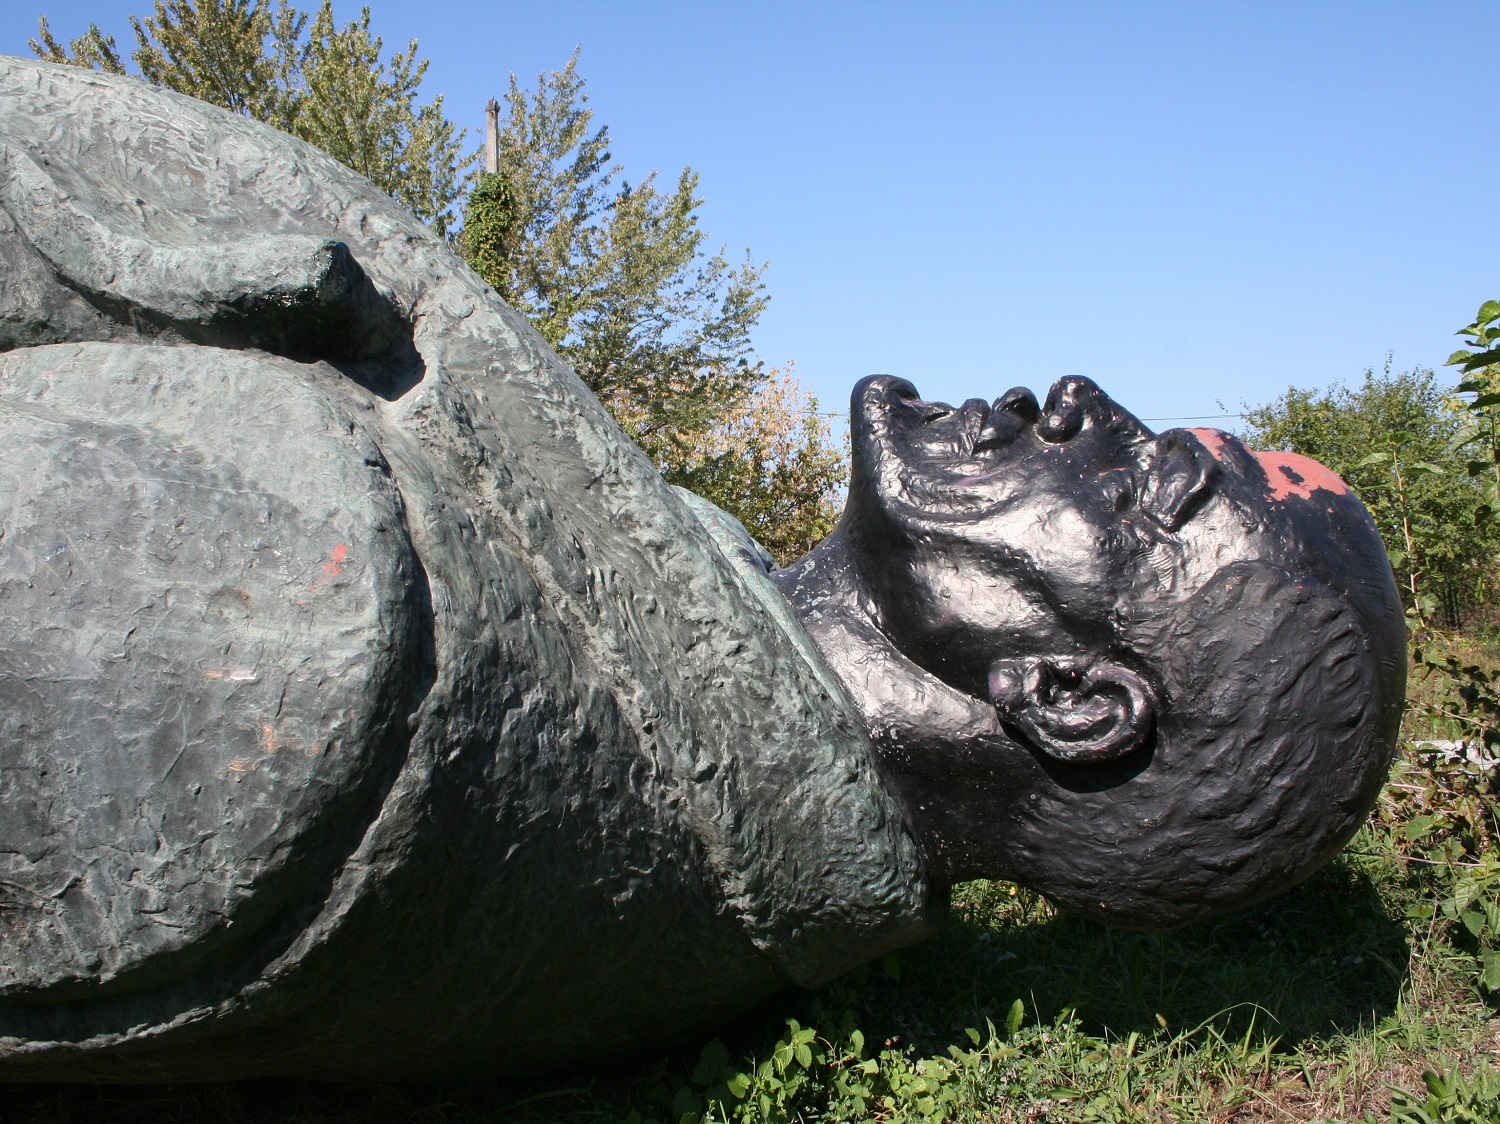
{"left": 778, "top": 374, "right": 1405, "bottom": 928}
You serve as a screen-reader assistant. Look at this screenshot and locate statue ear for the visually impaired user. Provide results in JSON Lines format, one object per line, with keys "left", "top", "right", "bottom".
{"left": 1138, "top": 430, "right": 1217, "bottom": 530}
{"left": 988, "top": 656, "right": 1156, "bottom": 762}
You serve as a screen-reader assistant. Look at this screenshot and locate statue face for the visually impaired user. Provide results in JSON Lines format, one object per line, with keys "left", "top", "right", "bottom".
{"left": 842, "top": 374, "right": 1225, "bottom": 702}
{"left": 800, "top": 373, "right": 1405, "bottom": 925}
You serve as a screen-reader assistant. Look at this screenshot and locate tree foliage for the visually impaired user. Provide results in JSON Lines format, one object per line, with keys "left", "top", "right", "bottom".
{"left": 31, "top": 10, "right": 847, "bottom": 561}
{"left": 31, "top": 0, "right": 471, "bottom": 235}
{"left": 129, "top": 0, "right": 303, "bottom": 125}
{"left": 670, "top": 367, "right": 846, "bottom": 564}
{"left": 1447, "top": 300, "right": 1500, "bottom": 528}
{"left": 459, "top": 55, "right": 765, "bottom": 442}
{"left": 30, "top": 16, "right": 127, "bottom": 74}
{"left": 1240, "top": 361, "right": 1499, "bottom": 628}
{"left": 460, "top": 55, "right": 844, "bottom": 562}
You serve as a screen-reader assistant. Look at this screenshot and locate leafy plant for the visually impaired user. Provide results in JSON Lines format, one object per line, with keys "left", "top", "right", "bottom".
{"left": 1376, "top": 707, "right": 1500, "bottom": 999}
{"left": 1383, "top": 1065, "right": 1500, "bottom": 1124}
{"left": 1239, "top": 361, "right": 1499, "bottom": 628}
{"left": 1446, "top": 301, "right": 1500, "bottom": 532}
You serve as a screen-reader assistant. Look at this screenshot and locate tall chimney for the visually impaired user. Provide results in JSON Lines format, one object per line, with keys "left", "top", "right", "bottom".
{"left": 485, "top": 98, "right": 500, "bottom": 175}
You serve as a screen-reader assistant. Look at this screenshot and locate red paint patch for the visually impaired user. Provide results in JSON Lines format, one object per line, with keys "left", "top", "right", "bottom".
{"left": 321, "top": 543, "right": 349, "bottom": 579}
{"left": 1187, "top": 427, "right": 1231, "bottom": 461}
{"left": 1253, "top": 451, "right": 1350, "bottom": 501}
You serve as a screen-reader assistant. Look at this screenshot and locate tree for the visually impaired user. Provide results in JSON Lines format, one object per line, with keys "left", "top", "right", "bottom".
{"left": 1446, "top": 300, "right": 1500, "bottom": 527}
{"left": 31, "top": 11, "right": 848, "bottom": 560}
{"left": 459, "top": 55, "right": 764, "bottom": 445}
{"left": 670, "top": 366, "right": 846, "bottom": 563}
{"left": 29, "top": 16, "right": 127, "bottom": 73}
{"left": 460, "top": 55, "right": 845, "bottom": 562}
{"left": 129, "top": 0, "right": 302, "bottom": 126}
{"left": 1240, "top": 362, "right": 1499, "bottom": 629}
{"left": 30, "top": 0, "right": 471, "bottom": 235}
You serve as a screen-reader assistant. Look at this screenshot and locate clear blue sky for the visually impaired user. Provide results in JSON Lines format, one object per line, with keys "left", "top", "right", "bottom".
{"left": 5, "top": 2, "right": 1496, "bottom": 427}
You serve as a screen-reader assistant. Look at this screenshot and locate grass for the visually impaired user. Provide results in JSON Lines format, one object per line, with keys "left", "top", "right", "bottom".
{"left": 7, "top": 649, "right": 1500, "bottom": 1123}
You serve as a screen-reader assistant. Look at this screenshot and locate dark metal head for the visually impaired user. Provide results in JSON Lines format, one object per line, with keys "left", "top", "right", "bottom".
{"left": 778, "top": 374, "right": 1406, "bottom": 927}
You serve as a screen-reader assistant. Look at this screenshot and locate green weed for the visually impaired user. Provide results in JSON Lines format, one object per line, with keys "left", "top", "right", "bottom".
{"left": 1378, "top": 1065, "right": 1500, "bottom": 1124}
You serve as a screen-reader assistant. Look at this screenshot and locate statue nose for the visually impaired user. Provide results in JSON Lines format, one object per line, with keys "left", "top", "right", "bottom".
{"left": 1037, "top": 376, "right": 1111, "bottom": 443}
{"left": 972, "top": 387, "right": 1040, "bottom": 453}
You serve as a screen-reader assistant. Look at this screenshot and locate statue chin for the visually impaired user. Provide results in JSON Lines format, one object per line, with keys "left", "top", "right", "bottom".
{"left": 0, "top": 59, "right": 1403, "bottom": 1083}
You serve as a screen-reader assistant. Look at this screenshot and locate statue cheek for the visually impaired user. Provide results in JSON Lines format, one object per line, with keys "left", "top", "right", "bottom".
{"left": 881, "top": 563, "right": 1062, "bottom": 694}
{"left": 1001, "top": 503, "right": 1128, "bottom": 609}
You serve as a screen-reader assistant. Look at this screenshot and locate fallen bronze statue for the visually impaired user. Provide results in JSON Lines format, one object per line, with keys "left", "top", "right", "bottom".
{"left": 0, "top": 58, "right": 1405, "bottom": 1082}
